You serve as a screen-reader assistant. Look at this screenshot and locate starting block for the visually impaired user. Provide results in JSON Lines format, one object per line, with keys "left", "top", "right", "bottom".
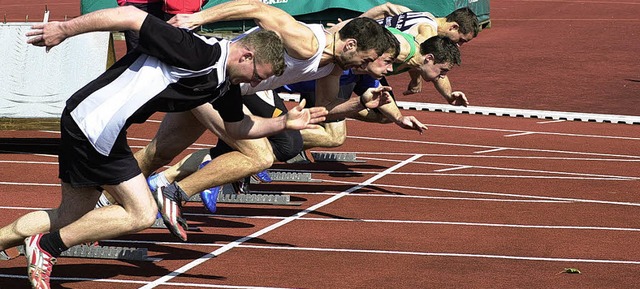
{"left": 310, "top": 152, "right": 364, "bottom": 163}
{"left": 266, "top": 170, "right": 318, "bottom": 182}
{"left": 60, "top": 244, "right": 159, "bottom": 262}
{"left": 188, "top": 184, "right": 302, "bottom": 206}
{"left": 0, "top": 247, "right": 21, "bottom": 260}
{"left": 3, "top": 243, "right": 159, "bottom": 262}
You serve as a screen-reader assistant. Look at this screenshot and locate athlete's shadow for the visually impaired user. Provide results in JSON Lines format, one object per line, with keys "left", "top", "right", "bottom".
{"left": 0, "top": 138, "right": 60, "bottom": 155}
{"left": 0, "top": 261, "right": 226, "bottom": 288}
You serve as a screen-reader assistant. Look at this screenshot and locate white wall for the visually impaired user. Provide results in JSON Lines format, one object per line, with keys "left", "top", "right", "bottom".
{"left": 0, "top": 23, "right": 110, "bottom": 118}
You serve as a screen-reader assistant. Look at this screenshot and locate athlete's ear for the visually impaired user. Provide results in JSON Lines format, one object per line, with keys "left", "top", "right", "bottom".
{"left": 241, "top": 51, "right": 255, "bottom": 62}
{"left": 345, "top": 39, "right": 357, "bottom": 51}
{"left": 423, "top": 53, "right": 434, "bottom": 64}
{"left": 450, "top": 22, "right": 460, "bottom": 32}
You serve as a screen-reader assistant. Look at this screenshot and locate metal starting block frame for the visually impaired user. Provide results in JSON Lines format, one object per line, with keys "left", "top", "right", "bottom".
{"left": 3, "top": 244, "right": 159, "bottom": 262}
{"left": 187, "top": 182, "right": 302, "bottom": 206}
{"left": 310, "top": 152, "right": 364, "bottom": 163}
{"left": 266, "top": 170, "right": 318, "bottom": 182}
{"left": 60, "top": 244, "right": 159, "bottom": 261}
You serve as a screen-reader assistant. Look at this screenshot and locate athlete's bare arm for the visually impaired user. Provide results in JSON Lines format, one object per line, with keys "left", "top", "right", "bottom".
{"left": 27, "top": 6, "right": 146, "bottom": 49}
{"left": 434, "top": 76, "right": 469, "bottom": 106}
{"left": 359, "top": 2, "right": 412, "bottom": 19}
{"left": 190, "top": 100, "right": 326, "bottom": 140}
{"left": 170, "top": 0, "right": 318, "bottom": 59}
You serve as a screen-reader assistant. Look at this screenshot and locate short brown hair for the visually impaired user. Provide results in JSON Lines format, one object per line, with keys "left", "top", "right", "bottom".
{"left": 420, "top": 36, "right": 461, "bottom": 66}
{"left": 237, "top": 29, "right": 286, "bottom": 76}
{"left": 446, "top": 8, "right": 480, "bottom": 37}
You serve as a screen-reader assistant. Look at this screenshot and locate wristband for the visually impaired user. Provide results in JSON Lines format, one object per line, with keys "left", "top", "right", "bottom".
{"left": 325, "top": 118, "right": 345, "bottom": 123}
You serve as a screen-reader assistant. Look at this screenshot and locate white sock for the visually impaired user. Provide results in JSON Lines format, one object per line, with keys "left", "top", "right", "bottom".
{"left": 151, "top": 172, "right": 171, "bottom": 189}
{"left": 95, "top": 193, "right": 112, "bottom": 209}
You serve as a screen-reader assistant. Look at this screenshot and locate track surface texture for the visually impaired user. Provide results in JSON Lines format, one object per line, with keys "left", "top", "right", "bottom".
{"left": 1, "top": 1, "right": 639, "bottom": 288}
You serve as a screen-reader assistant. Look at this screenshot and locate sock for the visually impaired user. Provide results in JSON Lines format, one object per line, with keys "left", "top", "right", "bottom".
{"left": 153, "top": 172, "right": 170, "bottom": 188}
{"left": 95, "top": 193, "right": 112, "bottom": 209}
{"left": 39, "top": 231, "right": 69, "bottom": 258}
{"left": 157, "top": 173, "right": 170, "bottom": 187}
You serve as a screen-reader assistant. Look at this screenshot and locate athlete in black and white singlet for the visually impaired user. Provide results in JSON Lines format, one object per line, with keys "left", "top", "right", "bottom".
{"left": 376, "top": 11, "right": 438, "bottom": 32}
{"left": 67, "top": 15, "right": 242, "bottom": 156}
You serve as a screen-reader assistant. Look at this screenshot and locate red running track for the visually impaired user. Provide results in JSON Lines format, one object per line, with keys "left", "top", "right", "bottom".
{"left": 1, "top": 0, "right": 640, "bottom": 288}
{"left": 1, "top": 110, "right": 639, "bottom": 289}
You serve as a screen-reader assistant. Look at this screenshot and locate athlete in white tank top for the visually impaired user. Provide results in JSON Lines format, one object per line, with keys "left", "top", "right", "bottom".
{"left": 239, "top": 23, "right": 335, "bottom": 95}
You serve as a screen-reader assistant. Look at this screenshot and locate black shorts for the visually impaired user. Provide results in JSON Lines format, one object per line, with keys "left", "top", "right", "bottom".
{"left": 209, "top": 91, "right": 303, "bottom": 162}
{"left": 58, "top": 109, "right": 141, "bottom": 187}
{"left": 210, "top": 129, "right": 302, "bottom": 163}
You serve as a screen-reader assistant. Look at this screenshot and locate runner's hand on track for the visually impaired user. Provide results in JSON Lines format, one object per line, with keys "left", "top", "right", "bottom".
{"left": 448, "top": 91, "right": 469, "bottom": 107}
{"left": 395, "top": 115, "right": 428, "bottom": 134}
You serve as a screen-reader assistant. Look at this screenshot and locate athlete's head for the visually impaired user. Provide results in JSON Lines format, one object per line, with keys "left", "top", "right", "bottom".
{"left": 333, "top": 17, "right": 395, "bottom": 70}
{"left": 416, "top": 36, "right": 461, "bottom": 82}
{"left": 228, "top": 29, "right": 286, "bottom": 86}
{"left": 442, "top": 7, "right": 479, "bottom": 46}
{"left": 352, "top": 30, "right": 400, "bottom": 78}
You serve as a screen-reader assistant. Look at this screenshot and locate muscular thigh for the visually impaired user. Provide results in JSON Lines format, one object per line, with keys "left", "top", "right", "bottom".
{"left": 151, "top": 110, "right": 207, "bottom": 156}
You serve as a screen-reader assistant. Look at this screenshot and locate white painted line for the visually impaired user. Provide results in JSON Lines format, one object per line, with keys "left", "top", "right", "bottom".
{"left": 0, "top": 181, "right": 59, "bottom": 186}
{"left": 504, "top": 131, "right": 536, "bottom": 137}
{"left": 99, "top": 241, "right": 640, "bottom": 266}
{"left": 0, "top": 160, "right": 57, "bottom": 165}
{"left": 537, "top": 119, "right": 566, "bottom": 124}
{"left": 396, "top": 101, "right": 640, "bottom": 125}
{"left": 474, "top": 148, "right": 509, "bottom": 154}
{"left": 426, "top": 123, "right": 640, "bottom": 141}
{"left": 271, "top": 166, "right": 635, "bottom": 181}
{"left": 349, "top": 135, "right": 640, "bottom": 159}
{"left": 364, "top": 157, "right": 638, "bottom": 180}
{"left": 227, "top": 245, "right": 640, "bottom": 265}
{"left": 246, "top": 191, "right": 569, "bottom": 204}
{"left": 434, "top": 165, "right": 473, "bottom": 172}
{"left": 140, "top": 154, "right": 424, "bottom": 289}
{"left": 178, "top": 215, "right": 640, "bottom": 233}
{"left": 318, "top": 179, "right": 640, "bottom": 207}
{"left": 353, "top": 152, "right": 640, "bottom": 162}
{"left": 0, "top": 274, "right": 289, "bottom": 289}
{"left": 279, "top": 93, "right": 640, "bottom": 124}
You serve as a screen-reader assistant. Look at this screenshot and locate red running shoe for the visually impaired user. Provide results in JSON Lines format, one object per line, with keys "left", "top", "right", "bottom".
{"left": 24, "top": 234, "right": 57, "bottom": 289}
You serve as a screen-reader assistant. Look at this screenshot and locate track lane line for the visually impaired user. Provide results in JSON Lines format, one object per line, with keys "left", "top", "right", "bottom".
{"left": 139, "top": 154, "right": 424, "bottom": 289}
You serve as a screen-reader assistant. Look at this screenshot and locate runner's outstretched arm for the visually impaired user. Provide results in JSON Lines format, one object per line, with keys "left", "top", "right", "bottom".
{"left": 169, "top": 0, "right": 317, "bottom": 59}
{"left": 27, "top": 6, "right": 146, "bottom": 50}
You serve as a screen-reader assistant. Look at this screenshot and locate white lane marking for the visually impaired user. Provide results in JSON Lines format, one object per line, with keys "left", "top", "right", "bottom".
{"left": 434, "top": 165, "right": 473, "bottom": 172}
{"left": 139, "top": 154, "right": 424, "bottom": 289}
{"left": 349, "top": 135, "right": 640, "bottom": 159}
{"left": 504, "top": 131, "right": 537, "bottom": 137}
